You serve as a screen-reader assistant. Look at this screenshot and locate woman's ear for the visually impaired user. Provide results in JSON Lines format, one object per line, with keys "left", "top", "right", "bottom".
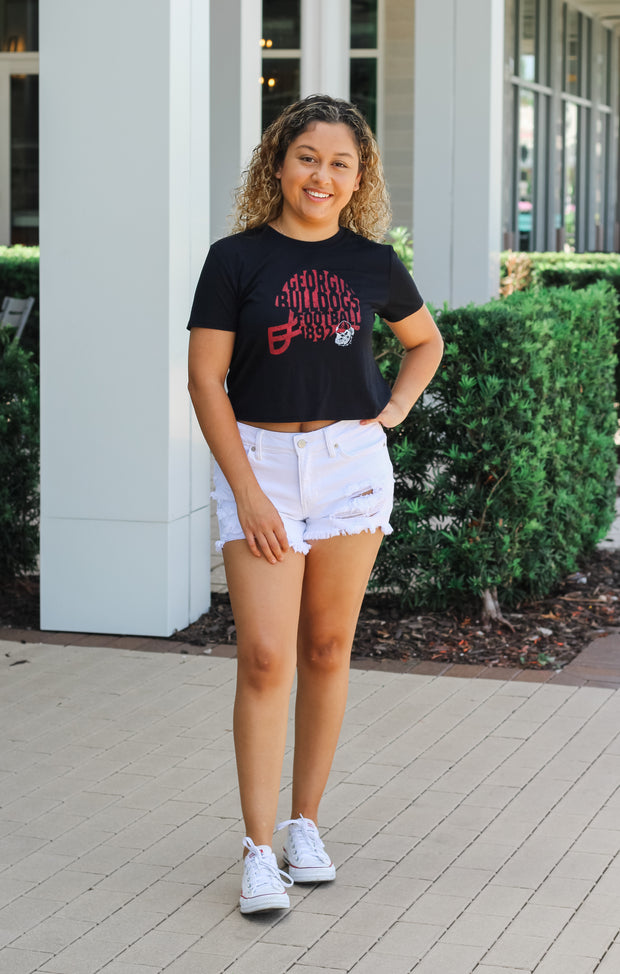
{"left": 353, "top": 169, "right": 362, "bottom": 191}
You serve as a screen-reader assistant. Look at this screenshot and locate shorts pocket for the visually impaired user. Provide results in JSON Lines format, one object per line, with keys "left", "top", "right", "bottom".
{"left": 334, "top": 424, "right": 388, "bottom": 459}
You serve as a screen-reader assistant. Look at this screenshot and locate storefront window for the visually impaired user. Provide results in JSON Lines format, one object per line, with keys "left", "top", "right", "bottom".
{"left": 518, "top": 90, "right": 535, "bottom": 251}
{"left": 261, "top": 0, "right": 301, "bottom": 130}
{"left": 563, "top": 101, "right": 578, "bottom": 250}
{"left": 261, "top": 0, "right": 300, "bottom": 50}
{"left": 554, "top": 106, "right": 564, "bottom": 238}
{"left": 10, "top": 74, "right": 38, "bottom": 245}
{"left": 350, "top": 0, "right": 379, "bottom": 132}
{"left": 350, "top": 58, "right": 377, "bottom": 133}
{"left": 0, "top": 0, "right": 38, "bottom": 52}
{"left": 518, "top": 0, "right": 537, "bottom": 83}
{"left": 596, "top": 28, "right": 611, "bottom": 105}
{"left": 564, "top": 5, "right": 580, "bottom": 96}
{"left": 261, "top": 59, "right": 300, "bottom": 130}
{"left": 351, "top": 0, "right": 378, "bottom": 49}
{"left": 593, "top": 112, "right": 608, "bottom": 239}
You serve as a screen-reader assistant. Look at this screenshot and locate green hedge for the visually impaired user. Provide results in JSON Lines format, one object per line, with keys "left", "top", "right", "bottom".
{"left": 0, "top": 329, "right": 39, "bottom": 579}
{"left": 500, "top": 250, "right": 620, "bottom": 296}
{"left": 0, "top": 246, "right": 40, "bottom": 361}
{"left": 371, "top": 282, "right": 618, "bottom": 611}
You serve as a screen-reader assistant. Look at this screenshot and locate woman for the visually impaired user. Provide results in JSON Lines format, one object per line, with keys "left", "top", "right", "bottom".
{"left": 187, "top": 94, "right": 443, "bottom": 915}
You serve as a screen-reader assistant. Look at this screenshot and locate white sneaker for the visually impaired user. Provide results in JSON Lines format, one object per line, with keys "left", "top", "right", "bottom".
{"left": 239, "top": 837, "right": 294, "bottom": 914}
{"left": 276, "top": 814, "right": 336, "bottom": 883}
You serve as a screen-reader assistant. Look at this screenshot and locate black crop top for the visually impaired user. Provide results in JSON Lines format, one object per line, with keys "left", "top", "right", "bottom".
{"left": 187, "top": 224, "right": 424, "bottom": 422}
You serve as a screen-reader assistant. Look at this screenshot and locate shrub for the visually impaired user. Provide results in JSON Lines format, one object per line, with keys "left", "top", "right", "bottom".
{"left": 500, "top": 250, "right": 620, "bottom": 294}
{"left": 500, "top": 250, "right": 620, "bottom": 406}
{"left": 371, "top": 282, "right": 618, "bottom": 614}
{"left": 0, "top": 246, "right": 40, "bottom": 361}
{"left": 0, "top": 329, "right": 39, "bottom": 579}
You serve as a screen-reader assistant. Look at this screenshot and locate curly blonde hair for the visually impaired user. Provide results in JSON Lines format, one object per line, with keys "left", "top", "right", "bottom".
{"left": 231, "top": 94, "right": 392, "bottom": 242}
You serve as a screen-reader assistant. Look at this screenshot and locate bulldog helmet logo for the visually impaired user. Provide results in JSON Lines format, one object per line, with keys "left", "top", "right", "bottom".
{"left": 334, "top": 321, "right": 355, "bottom": 347}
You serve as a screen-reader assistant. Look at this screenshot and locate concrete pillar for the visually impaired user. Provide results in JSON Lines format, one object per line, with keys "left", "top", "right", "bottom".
{"left": 301, "top": 0, "right": 351, "bottom": 99}
{"left": 39, "top": 0, "right": 211, "bottom": 636}
{"left": 413, "top": 0, "right": 504, "bottom": 307}
{"left": 210, "top": 0, "right": 262, "bottom": 241}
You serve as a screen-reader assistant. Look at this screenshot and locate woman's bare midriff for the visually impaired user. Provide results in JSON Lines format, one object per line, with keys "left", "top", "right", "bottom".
{"left": 239, "top": 420, "right": 337, "bottom": 433}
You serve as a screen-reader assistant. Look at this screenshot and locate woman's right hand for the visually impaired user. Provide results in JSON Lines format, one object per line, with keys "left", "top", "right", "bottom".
{"left": 235, "top": 484, "right": 290, "bottom": 563}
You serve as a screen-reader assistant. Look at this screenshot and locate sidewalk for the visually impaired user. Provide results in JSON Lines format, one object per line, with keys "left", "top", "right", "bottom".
{"left": 1, "top": 638, "right": 620, "bottom": 973}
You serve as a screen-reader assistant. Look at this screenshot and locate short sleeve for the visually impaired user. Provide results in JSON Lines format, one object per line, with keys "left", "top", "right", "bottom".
{"left": 377, "top": 247, "right": 424, "bottom": 322}
{"left": 187, "top": 241, "right": 239, "bottom": 332}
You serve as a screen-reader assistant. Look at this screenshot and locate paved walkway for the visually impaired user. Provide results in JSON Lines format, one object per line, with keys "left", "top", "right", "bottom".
{"left": 2, "top": 638, "right": 620, "bottom": 973}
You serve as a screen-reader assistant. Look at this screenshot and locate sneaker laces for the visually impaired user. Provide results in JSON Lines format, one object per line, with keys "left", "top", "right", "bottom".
{"left": 276, "top": 814, "right": 328, "bottom": 860}
{"left": 242, "top": 837, "right": 293, "bottom": 893}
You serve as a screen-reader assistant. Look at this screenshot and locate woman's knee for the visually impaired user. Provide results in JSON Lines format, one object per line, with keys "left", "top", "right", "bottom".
{"left": 237, "top": 640, "right": 295, "bottom": 692}
{"left": 298, "top": 633, "right": 351, "bottom": 675}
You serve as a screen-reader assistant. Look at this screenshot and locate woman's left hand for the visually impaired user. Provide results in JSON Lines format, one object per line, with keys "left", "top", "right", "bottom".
{"left": 360, "top": 398, "right": 407, "bottom": 429}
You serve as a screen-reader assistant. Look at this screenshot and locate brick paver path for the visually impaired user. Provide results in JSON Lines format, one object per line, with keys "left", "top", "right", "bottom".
{"left": 1, "top": 640, "right": 620, "bottom": 972}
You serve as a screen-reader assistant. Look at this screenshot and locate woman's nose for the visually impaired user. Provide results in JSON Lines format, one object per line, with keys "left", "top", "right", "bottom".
{"left": 312, "top": 164, "right": 330, "bottom": 183}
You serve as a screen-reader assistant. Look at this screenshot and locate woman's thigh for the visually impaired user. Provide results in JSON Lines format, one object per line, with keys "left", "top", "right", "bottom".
{"left": 298, "top": 530, "right": 384, "bottom": 654}
{"left": 223, "top": 541, "right": 306, "bottom": 672}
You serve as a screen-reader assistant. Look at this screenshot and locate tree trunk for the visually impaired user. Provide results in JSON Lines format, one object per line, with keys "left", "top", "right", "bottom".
{"left": 481, "top": 586, "right": 515, "bottom": 631}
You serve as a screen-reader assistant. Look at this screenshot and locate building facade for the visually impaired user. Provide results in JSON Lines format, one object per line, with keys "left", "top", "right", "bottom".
{"left": 2, "top": 1, "right": 620, "bottom": 253}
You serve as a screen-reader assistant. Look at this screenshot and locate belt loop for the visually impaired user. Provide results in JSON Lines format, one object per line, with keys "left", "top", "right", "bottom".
{"left": 324, "top": 423, "right": 338, "bottom": 458}
{"left": 255, "top": 428, "right": 264, "bottom": 460}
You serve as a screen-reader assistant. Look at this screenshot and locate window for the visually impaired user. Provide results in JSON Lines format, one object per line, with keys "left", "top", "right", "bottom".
{"left": 505, "top": 1, "right": 607, "bottom": 253}
{"left": 261, "top": 0, "right": 301, "bottom": 130}
{"left": 564, "top": 5, "right": 580, "bottom": 95}
{"left": 518, "top": 0, "right": 537, "bottom": 83}
{"left": 507, "top": 0, "right": 552, "bottom": 251}
{"left": 0, "top": 0, "right": 39, "bottom": 244}
{"left": 559, "top": 3, "right": 593, "bottom": 251}
{"left": 10, "top": 73, "right": 38, "bottom": 244}
{"left": 1, "top": 0, "right": 38, "bottom": 52}
{"left": 517, "top": 90, "right": 535, "bottom": 250}
{"left": 350, "top": 0, "right": 379, "bottom": 133}
{"left": 563, "top": 101, "right": 579, "bottom": 250}
{"left": 593, "top": 27, "right": 612, "bottom": 248}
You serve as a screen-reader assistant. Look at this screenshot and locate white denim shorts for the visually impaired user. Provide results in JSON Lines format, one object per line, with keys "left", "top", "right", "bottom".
{"left": 212, "top": 420, "right": 394, "bottom": 555}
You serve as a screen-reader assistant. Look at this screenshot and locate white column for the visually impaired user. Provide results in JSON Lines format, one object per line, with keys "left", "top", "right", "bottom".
{"left": 210, "top": 0, "right": 262, "bottom": 241}
{"left": 39, "top": 0, "right": 211, "bottom": 636}
{"left": 413, "top": 0, "right": 504, "bottom": 308}
{"left": 301, "top": 0, "right": 351, "bottom": 99}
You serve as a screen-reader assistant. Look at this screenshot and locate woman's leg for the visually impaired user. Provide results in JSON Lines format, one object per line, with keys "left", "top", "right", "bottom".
{"left": 291, "top": 530, "right": 383, "bottom": 824}
{"left": 224, "top": 541, "right": 306, "bottom": 847}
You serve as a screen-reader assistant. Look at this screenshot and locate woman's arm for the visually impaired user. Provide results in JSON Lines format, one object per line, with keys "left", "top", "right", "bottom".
{"left": 188, "top": 328, "right": 289, "bottom": 562}
{"left": 361, "top": 304, "right": 444, "bottom": 429}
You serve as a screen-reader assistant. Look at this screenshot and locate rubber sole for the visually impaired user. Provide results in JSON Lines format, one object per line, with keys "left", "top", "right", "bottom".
{"left": 283, "top": 857, "right": 336, "bottom": 883}
{"left": 239, "top": 891, "right": 290, "bottom": 914}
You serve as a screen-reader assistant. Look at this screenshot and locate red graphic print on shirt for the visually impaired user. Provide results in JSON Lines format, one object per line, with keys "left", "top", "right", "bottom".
{"left": 268, "top": 270, "right": 362, "bottom": 355}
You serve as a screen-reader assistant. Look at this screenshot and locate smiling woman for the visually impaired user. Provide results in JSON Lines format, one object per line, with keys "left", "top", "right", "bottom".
{"left": 187, "top": 94, "right": 443, "bottom": 917}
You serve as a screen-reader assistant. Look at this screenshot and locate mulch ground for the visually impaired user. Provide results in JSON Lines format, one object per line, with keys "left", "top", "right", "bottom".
{"left": 3, "top": 548, "right": 619, "bottom": 672}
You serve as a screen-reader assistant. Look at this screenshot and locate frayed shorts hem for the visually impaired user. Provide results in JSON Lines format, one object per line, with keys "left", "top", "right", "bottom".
{"left": 214, "top": 519, "right": 393, "bottom": 556}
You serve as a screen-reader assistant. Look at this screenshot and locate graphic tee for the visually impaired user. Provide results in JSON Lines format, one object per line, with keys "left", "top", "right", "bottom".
{"left": 187, "top": 225, "right": 424, "bottom": 422}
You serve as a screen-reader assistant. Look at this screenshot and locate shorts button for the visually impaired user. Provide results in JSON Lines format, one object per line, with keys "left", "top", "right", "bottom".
{"left": 250, "top": 446, "right": 256, "bottom": 452}
{"left": 297, "top": 439, "right": 307, "bottom": 448}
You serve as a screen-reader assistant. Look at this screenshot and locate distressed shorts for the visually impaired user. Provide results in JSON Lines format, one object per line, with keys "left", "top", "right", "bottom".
{"left": 212, "top": 419, "right": 394, "bottom": 555}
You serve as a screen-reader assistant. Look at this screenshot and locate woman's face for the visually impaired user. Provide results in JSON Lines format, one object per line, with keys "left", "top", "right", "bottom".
{"left": 274, "top": 121, "right": 362, "bottom": 238}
